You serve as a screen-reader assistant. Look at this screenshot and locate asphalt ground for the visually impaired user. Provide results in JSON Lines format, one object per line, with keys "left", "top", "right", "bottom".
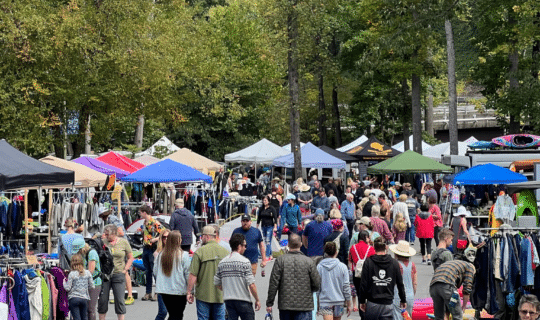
{"left": 105, "top": 240, "right": 435, "bottom": 320}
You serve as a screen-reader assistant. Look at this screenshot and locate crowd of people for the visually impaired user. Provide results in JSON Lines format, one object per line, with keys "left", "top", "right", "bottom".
{"left": 56, "top": 174, "right": 540, "bottom": 320}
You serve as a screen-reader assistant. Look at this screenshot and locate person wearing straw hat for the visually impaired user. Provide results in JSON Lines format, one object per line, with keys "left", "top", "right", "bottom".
{"left": 358, "top": 237, "right": 406, "bottom": 320}
{"left": 451, "top": 206, "right": 472, "bottom": 258}
{"left": 389, "top": 241, "right": 417, "bottom": 319}
{"left": 297, "top": 184, "right": 313, "bottom": 214}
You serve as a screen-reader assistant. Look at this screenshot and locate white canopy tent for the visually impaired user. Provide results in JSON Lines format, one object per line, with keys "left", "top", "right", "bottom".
{"left": 423, "top": 141, "right": 470, "bottom": 161}
{"left": 336, "top": 135, "right": 368, "bottom": 152}
{"left": 136, "top": 136, "right": 180, "bottom": 157}
{"left": 392, "top": 135, "right": 431, "bottom": 152}
{"left": 282, "top": 142, "right": 306, "bottom": 152}
{"left": 225, "top": 138, "right": 289, "bottom": 164}
{"left": 463, "top": 136, "right": 478, "bottom": 144}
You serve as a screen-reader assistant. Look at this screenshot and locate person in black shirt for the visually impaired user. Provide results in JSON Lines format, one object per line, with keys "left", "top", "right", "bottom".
{"left": 257, "top": 197, "right": 278, "bottom": 260}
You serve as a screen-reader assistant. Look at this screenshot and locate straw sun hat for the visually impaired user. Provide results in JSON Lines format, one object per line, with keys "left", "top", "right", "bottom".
{"left": 389, "top": 240, "right": 417, "bottom": 257}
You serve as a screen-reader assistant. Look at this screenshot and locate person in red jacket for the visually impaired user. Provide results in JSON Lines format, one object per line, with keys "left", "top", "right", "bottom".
{"left": 415, "top": 204, "right": 435, "bottom": 265}
{"left": 349, "top": 230, "right": 376, "bottom": 319}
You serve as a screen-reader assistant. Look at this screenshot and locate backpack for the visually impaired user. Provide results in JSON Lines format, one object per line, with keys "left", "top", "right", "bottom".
{"left": 394, "top": 212, "right": 407, "bottom": 232}
{"left": 353, "top": 244, "right": 371, "bottom": 278}
{"left": 58, "top": 241, "right": 71, "bottom": 271}
{"left": 86, "top": 238, "right": 115, "bottom": 281}
{"left": 332, "top": 232, "right": 343, "bottom": 253}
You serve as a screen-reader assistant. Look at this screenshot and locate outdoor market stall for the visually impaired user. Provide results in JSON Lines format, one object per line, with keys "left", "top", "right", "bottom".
{"left": 367, "top": 150, "right": 452, "bottom": 174}
{"left": 135, "top": 135, "right": 180, "bottom": 157}
{"left": 391, "top": 135, "right": 432, "bottom": 152}
{"left": 97, "top": 151, "right": 145, "bottom": 173}
{"left": 225, "top": 138, "right": 289, "bottom": 164}
{"left": 272, "top": 142, "right": 346, "bottom": 170}
{"left": 336, "top": 135, "right": 367, "bottom": 152}
{"left": 0, "top": 139, "right": 75, "bottom": 256}
{"left": 164, "top": 148, "right": 223, "bottom": 175}
{"left": 423, "top": 141, "right": 470, "bottom": 161}
{"left": 40, "top": 155, "right": 107, "bottom": 188}
{"left": 134, "top": 155, "right": 161, "bottom": 166}
{"left": 72, "top": 156, "right": 131, "bottom": 178}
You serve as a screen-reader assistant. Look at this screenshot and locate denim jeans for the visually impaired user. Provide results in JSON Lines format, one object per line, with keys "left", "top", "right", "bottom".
{"left": 161, "top": 294, "right": 187, "bottom": 320}
{"left": 142, "top": 247, "right": 155, "bottom": 294}
{"left": 225, "top": 300, "right": 255, "bottom": 320}
{"left": 261, "top": 225, "right": 274, "bottom": 257}
{"left": 196, "top": 300, "right": 225, "bottom": 320}
{"left": 155, "top": 293, "right": 168, "bottom": 320}
{"left": 278, "top": 310, "right": 312, "bottom": 320}
{"left": 406, "top": 215, "right": 416, "bottom": 243}
{"left": 69, "top": 297, "right": 88, "bottom": 320}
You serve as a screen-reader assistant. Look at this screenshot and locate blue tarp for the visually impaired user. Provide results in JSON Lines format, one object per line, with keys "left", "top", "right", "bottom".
{"left": 453, "top": 163, "right": 527, "bottom": 185}
{"left": 120, "top": 159, "right": 212, "bottom": 184}
{"left": 272, "top": 142, "right": 346, "bottom": 169}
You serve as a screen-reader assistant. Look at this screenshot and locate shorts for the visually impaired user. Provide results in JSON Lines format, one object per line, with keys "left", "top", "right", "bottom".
{"left": 318, "top": 305, "right": 345, "bottom": 317}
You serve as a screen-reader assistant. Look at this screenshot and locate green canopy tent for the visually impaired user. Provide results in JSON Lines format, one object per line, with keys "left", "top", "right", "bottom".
{"left": 367, "top": 150, "right": 452, "bottom": 174}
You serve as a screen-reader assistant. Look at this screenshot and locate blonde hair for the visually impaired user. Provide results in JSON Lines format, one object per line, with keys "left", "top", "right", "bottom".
{"left": 398, "top": 194, "right": 408, "bottom": 202}
{"left": 71, "top": 254, "right": 85, "bottom": 276}
{"left": 156, "top": 228, "right": 171, "bottom": 254}
{"left": 329, "top": 208, "right": 342, "bottom": 219}
{"left": 371, "top": 205, "right": 381, "bottom": 217}
{"left": 78, "top": 243, "right": 91, "bottom": 257}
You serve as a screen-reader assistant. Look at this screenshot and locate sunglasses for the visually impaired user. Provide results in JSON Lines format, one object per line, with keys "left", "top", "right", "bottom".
{"left": 162, "top": 236, "right": 168, "bottom": 240}
{"left": 519, "top": 310, "right": 537, "bottom": 316}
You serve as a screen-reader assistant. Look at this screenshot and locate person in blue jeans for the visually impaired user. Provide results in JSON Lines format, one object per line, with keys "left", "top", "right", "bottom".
{"left": 404, "top": 191, "right": 420, "bottom": 244}
{"left": 233, "top": 214, "right": 267, "bottom": 275}
{"left": 257, "top": 197, "right": 278, "bottom": 260}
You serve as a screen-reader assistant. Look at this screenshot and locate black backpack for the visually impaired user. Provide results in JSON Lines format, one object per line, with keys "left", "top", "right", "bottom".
{"left": 86, "top": 238, "right": 115, "bottom": 281}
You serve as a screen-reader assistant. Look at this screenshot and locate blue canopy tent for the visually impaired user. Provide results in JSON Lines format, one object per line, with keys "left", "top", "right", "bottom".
{"left": 272, "top": 142, "right": 346, "bottom": 169}
{"left": 453, "top": 163, "right": 527, "bottom": 185}
{"left": 120, "top": 159, "right": 212, "bottom": 184}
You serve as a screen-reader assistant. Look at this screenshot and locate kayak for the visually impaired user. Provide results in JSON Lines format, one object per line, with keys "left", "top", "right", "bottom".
{"left": 492, "top": 134, "right": 540, "bottom": 148}
{"left": 468, "top": 141, "right": 498, "bottom": 149}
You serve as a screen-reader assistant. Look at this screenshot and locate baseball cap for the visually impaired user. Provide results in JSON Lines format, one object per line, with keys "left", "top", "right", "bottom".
{"left": 359, "top": 216, "right": 371, "bottom": 225}
{"left": 285, "top": 194, "right": 296, "bottom": 201}
{"left": 241, "top": 214, "right": 251, "bottom": 221}
{"left": 314, "top": 208, "right": 324, "bottom": 216}
{"left": 202, "top": 226, "right": 217, "bottom": 236}
{"left": 70, "top": 238, "right": 86, "bottom": 255}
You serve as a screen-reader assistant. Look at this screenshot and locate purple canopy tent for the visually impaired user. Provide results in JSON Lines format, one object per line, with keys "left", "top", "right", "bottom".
{"left": 72, "top": 156, "right": 130, "bottom": 178}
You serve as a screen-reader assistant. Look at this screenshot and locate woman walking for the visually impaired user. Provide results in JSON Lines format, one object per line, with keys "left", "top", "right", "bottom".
{"left": 64, "top": 254, "right": 95, "bottom": 320}
{"left": 61, "top": 218, "right": 84, "bottom": 261}
{"left": 257, "top": 197, "right": 278, "bottom": 261}
{"left": 71, "top": 238, "right": 101, "bottom": 320}
{"left": 317, "top": 242, "right": 352, "bottom": 320}
{"left": 154, "top": 231, "right": 191, "bottom": 320}
{"left": 99, "top": 224, "right": 134, "bottom": 320}
{"left": 428, "top": 198, "right": 443, "bottom": 246}
{"left": 389, "top": 241, "right": 417, "bottom": 320}
{"left": 349, "top": 230, "right": 375, "bottom": 319}
{"left": 391, "top": 195, "right": 410, "bottom": 242}
{"left": 415, "top": 204, "right": 435, "bottom": 265}
{"left": 154, "top": 229, "right": 170, "bottom": 320}
{"left": 452, "top": 206, "right": 472, "bottom": 258}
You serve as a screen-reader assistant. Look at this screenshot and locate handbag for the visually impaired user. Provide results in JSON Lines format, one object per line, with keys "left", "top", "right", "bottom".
{"left": 456, "top": 217, "right": 468, "bottom": 250}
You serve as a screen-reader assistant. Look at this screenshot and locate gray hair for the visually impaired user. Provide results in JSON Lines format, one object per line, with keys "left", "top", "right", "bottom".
{"left": 371, "top": 205, "right": 381, "bottom": 217}
{"left": 369, "top": 195, "right": 377, "bottom": 203}
{"left": 103, "top": 224, "right": 118, "bottom": 236}
{"left": 518, "top": 294, "right": 540, "bottom": 312}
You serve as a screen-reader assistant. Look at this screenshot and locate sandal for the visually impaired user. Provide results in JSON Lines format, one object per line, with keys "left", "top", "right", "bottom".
{"left": 353, "top": 308, "right": 359, "bottom": 312}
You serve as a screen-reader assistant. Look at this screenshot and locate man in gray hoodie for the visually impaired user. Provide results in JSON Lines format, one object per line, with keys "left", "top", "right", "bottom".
{"left": 169, "top": 198, "right": 199, "bottom": 252}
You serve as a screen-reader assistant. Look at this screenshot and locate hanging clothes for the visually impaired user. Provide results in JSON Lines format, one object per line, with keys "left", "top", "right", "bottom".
{"left": 40, "top": 275, "right": 49, "bottom": 320}
{"left": 25, "top": 275, "right": 42, "bottom": 320}
{"left": 0, "top": 282, "right": 18, "bottom": 320}
{"left": 49, "top": 268, "right": 68, "bottom": 319}
{"left": 12, "top": 270, "right": 30, "bottom": 320}
{"left": 45, "top": 273, "right": 57, "bottom": 320}
{"left": 493, "top": 194, "right": 516, "bottom": 222}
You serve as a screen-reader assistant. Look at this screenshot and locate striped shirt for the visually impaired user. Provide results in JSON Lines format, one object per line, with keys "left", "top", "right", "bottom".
{"left": 214, "top": 252, "right": 255, "bottom": 302}
{"left": 430, "top": 260, "right": 476, "bottom": 294}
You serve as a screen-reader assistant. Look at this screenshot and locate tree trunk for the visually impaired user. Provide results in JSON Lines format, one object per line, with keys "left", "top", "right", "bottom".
{"left": 411, "top": 72, "right": 422, "bottom": 154}
{"left": 288, "top": 0, "right": 302, "bottom": 180}
{"left": 426, "top": 86, "right": 434, "bottom": 136}
{"left": 134, "top": 114, "right": 145, "bottom": 149}
{"left": 445, "top": 19, "right": 459, "bottom": 155}
{"left": 401, "top": 79, "right": 410, "bottom": 151}
{"left": 332, "top": 86, "right": 341, "bottom": 148}
{"left": 318, "top": 69, "right": 327, "bottom": 146}
{"left": 84, "top": 114, "right": 92, "bottom": 154}
{"left": 508, "top": 13, "right": 520, "bottom": 134}
{"left": 532, "top": 12, "right": 540, "bottom": 79}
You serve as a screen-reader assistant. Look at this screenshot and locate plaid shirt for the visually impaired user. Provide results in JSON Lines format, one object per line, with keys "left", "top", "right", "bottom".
{"left": 370, "top": 217, "right": 394, "bottom": 244}
{"left": 143, "top": 217, "right": 164, "bottom": 247}
{"left": 430, "top": 260, "right": 476, "bottom": 294}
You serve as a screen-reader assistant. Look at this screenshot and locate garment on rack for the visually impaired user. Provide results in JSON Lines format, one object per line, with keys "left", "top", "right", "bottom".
{"left": 40, "top": 274, "right": 49, "bottom": 320}
{"left": 12, "top": 270, "right": 30, "bottom": 320}
{"left": 25, "top": 274, "right": 42, "bottom": 320}
{"left": 0, "top": 282, "right": 18, "bottom": 320}
{"left": 49, "top": 268, "right": 68, "bottom": 319}
{"left": 493, "top": 195, "right": 516, "bottom": 221}
{"left": 45, "top": 273, "right": 57, "bottom": 320}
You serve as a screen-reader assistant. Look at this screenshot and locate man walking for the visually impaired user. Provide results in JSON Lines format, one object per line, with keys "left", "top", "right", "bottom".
{"left": 311, "top": 189, "right": 330, "bottom": 216}
{"left": 430, "top": 260, "right": 476, "bottom": 320}
{"left": 188, "top": 226, "right": 229, "bottom": 320}
{"left": 232, "top": 214, "right": 267, "bottom": 275}
{"left": 431, "top": 228, "right": 454, "bottom": 271}
{"left": 214, "top": 233, "right": 261, "bottom": 320}
{"left": 405, "top": 191, "right": 421, "bottom": 244}
{"left": 302, "top": 209, "right": 332, "bottom": 258}
{"left": 340, "top": 193, "right": 356, "bottom": 239}
{"left": 169, "top": 198, "right": 199, "bottom": 252}
{"left": 139, "top": 205, "right": 164, "bottom": 301}
{"left": 358, "top": 237, "right": 406, "bottom": 320}
{"left": 266, "top": 234, "right": 321, "bottom": 320}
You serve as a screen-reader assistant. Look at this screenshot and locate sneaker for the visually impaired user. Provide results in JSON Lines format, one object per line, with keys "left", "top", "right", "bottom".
{"left": 125, "top": 296, "right": 135, "bottom": 305}
{"left": 109, "top": 299, "right": 114, "bottom": 304}
{"left": 141, "top": 293, "right": 152, "bottom": 301}
{"left": 427, "top": 259, "right": 432, "bottom": 266}
{"left": 422, "top": 260, "right": 426, "bottom": 265}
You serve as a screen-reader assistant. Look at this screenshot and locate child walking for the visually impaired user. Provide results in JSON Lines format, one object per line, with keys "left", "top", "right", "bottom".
{"left": 64, "top": 254, "right": 95, "bottom": 320}
{"left": 415, "top": 203, "right": 435, "bottom": 265}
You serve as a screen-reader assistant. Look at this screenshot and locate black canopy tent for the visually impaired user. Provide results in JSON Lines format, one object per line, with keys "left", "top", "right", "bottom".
{"left": 319, "top": 145, "right": 358, "bottom": 163}
{"left": 0, "top": 139, "right": 74, "bottom": 190}
{"left": 346, "top": 136, "right": 401, "bottom": 162}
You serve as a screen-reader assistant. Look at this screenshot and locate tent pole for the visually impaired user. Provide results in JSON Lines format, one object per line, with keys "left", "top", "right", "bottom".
{"left": 48, "top": 189, "right": 53, "bottom": 254}
{"left": 118, "top": 182, "right": 122, "bottom": 219}
{"left": 24, "top": 189, "right": 28, "bottom": 255}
